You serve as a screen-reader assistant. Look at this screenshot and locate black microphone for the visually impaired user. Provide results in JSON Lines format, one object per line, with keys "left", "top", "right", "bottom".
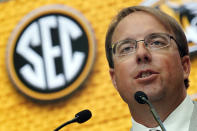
{"left": 134, "top": 91, "right": 166, "bottom": 131}
{"left": 54, "top": 109, "right": 92, "bottom": 131}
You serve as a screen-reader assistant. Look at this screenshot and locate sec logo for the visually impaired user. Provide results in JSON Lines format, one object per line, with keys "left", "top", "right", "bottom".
{"left": 6, "top": 5, "right": 96, "bottom": 101}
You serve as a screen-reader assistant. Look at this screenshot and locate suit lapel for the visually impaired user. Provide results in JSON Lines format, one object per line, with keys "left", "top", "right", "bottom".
{"left": 189, "top": 101, "right": 197, "bottom": 131}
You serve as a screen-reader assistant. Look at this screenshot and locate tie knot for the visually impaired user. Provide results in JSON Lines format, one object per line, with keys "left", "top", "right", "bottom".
{"left": 149, "top": 129, "right": 160, "bottom": 131}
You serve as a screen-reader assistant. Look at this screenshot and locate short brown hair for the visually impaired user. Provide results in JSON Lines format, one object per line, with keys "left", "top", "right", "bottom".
{"left": 105, "top": 6, "right": 189, "bottom": 88}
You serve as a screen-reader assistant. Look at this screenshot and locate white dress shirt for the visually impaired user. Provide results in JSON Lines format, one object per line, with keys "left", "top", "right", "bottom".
{"left": 131, "top": 95, "right": 194, "bottom": 131}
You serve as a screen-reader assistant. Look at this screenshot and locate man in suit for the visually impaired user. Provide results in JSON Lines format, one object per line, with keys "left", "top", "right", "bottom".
{"left": 105, "top": 6, "right": 197, "bottom": 131}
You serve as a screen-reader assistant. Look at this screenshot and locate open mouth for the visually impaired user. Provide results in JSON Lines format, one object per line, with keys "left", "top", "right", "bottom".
{"left": 135, "top": 70, "right": 159, "bottom": 79}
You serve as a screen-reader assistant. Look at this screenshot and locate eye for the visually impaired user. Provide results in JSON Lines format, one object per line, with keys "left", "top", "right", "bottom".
{"left": 152, "top": 41, "right": 165, "bottom": 46}
{"left": 148, "top": 37, "right": 168, "bottom": 48}
{"left": 121, "top": 46, "right": 133, "bottom": 53}
{"left": 117, "top": 42, "right": 135, "bottom": 55}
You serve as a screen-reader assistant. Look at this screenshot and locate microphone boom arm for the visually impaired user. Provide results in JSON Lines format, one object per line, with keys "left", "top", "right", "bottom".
{"left": 54, "top": 109, "right": 92, "bottom": 131}
{"left": 142, "top": 97, "right": 166, "bottom": 131}
{"left": 54, "top": 117, "right": 78, "bottom": 131}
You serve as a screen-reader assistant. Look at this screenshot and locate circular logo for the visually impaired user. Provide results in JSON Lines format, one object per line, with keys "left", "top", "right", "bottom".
{"left": 6, "top": 5, "right": 96, "bottom": 101}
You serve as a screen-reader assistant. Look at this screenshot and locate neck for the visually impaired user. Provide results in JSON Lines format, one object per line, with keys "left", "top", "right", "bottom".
{"left": 129, "top": 92, "right": 186, "bottom": 128}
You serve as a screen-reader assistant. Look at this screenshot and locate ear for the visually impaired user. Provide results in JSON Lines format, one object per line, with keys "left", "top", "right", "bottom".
{"left": 181, "top": 55, "right": 191, "bottom": 80}
{"left": 109, "top": 68, "right": 117, "bottom": 90}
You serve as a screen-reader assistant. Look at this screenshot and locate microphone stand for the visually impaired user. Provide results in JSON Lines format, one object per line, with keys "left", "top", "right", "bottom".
{"left": 142, "top": 97, "right": 166, "bottom": 131}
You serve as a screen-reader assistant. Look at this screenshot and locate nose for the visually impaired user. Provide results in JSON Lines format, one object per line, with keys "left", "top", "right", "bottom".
{"left": 135, "top": 41, "right": 152, "bottom": 64}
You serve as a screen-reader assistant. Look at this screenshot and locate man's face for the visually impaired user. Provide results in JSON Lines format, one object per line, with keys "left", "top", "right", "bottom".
{"left": 110, "top": 11, "right": 190, "bottom": 105}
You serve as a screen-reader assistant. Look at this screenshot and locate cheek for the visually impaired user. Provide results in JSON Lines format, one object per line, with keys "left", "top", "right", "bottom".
{"left": 158, "top": 53, "right": 184, "bottom": 86}
{"left": 114, "top": 59, "right": 135, "bottom": 85}
{"left": 113, "top": 60, "right": 136, "bottom": 102}
{"left": 115, "top": 65, "right": 131, "bottom": 89}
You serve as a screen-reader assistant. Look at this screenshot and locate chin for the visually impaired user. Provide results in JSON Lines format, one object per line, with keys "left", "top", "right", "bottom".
{"left": 144, "top": 89, "right": 166, "bottom": 102}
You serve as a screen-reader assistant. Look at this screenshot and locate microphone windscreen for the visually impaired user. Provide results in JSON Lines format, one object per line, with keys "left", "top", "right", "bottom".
{"left": 75, "top": 109, "right": 92, "bottom": 123}
{"left": 134, "top": 91, "right": 148, "bottom": 104}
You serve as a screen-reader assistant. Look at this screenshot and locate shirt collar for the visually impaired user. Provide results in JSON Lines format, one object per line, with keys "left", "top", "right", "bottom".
{"left": 131, "top": 95, "right": 194, "bottom": 131}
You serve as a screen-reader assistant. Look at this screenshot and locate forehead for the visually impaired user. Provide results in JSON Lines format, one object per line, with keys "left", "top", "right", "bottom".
{"left": 112, "top": 11, "right": 169, "bottom": 43}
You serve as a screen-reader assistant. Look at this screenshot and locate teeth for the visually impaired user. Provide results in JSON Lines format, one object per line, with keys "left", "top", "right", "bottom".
{"left": 141, "top": 72, "right": 151, "bottom": 78}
